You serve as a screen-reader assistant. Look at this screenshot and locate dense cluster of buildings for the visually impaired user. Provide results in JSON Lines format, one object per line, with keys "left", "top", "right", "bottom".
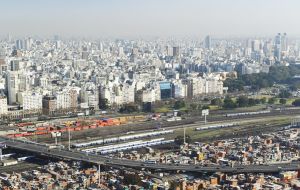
{"left": 113, "top": 129, "right": 300, "bottom": 167}
{"left": 0, "top": 34, "right": 299, "bottom": 119}
{"left": 1, "top": 128, "right": 300, "bottom": 189}
{"left": 0, "top": 161, "right": 167, "bottom": 190}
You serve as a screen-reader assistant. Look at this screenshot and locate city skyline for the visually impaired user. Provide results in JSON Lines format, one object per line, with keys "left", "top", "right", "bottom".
{"left": 1, "top": 0, "right": 300, "bottom": 38}
{"left": 2, "top": 1, "right": 300, "bottom": 189}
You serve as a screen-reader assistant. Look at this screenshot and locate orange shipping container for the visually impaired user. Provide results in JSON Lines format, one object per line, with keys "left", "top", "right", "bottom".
{"left": 36, "top": 131, "right": 48, "bottom": 135}
{"left": 14, "top": 133, "right": 23, "bottom": 137}
{"left": 37, "top": 127, "right": 47, "bottom": 131}
{"left": 22, "top": 133, "right": 33, "bottom": 137}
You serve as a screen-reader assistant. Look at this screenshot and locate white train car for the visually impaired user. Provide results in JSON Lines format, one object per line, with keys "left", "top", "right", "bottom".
{"left": 72, "top": 130, "right": 174, "bottom": 148}
{"left": 98, "top": 139, "right": 174, "bottom": 154}
{"left": 17, "top": 156, "right": 35, "bottom": 161}
{"left": 225, "top": 110, "right": 270, "bottom": 117}
{"left": 195, "top": 123, "right": 238, "bottom": 131}
{"left": 83, "top": 138, "right": 173, "bottom": 154}
{"left": 1, "top": 153, "right": 16, "bottom": 158}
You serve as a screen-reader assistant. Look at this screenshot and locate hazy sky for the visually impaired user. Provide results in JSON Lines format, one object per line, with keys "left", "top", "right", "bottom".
{"left": 1, "top": 0, "right": 299, "bottom": 38}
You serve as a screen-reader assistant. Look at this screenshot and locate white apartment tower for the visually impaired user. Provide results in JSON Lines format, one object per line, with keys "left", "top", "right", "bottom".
{"left": 0, "top": 96, "right": 8, "bottom": 115}
{"left": 22, "top": 92, "right": 43, "bottom": 110}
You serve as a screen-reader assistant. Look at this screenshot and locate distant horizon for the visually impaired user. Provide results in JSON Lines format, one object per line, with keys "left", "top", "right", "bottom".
{"left": 1, "top": 0, "right": 300, "bottom": 38}
{"left": 1, "top": 33, "right": 300, "bottom": 41}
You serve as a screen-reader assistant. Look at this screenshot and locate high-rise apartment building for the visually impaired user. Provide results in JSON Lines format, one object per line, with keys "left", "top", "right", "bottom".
{"left": 22, "top": 92, "right": 43, "bottom": 110}
{"left": 42, "top": 95, "right": 57, "bottom": 115}
{"left": 0, "top": 95, "right": 8, "bottom": 115}
{"left": 205, "top": 35, "right": 211, "bottom": 49}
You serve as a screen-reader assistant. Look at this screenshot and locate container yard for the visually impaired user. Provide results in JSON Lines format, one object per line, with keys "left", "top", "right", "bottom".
{"left": 6, "top": 115, "right": 147, "bottom": 138}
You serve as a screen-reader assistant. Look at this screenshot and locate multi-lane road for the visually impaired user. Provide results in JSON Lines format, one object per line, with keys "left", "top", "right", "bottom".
{"left": 1, "top": 136, "right": 300, "bottom": 174}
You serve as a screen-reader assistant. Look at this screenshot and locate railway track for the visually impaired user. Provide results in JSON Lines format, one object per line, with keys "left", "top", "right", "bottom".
{"left": 33, "top": 109, "right": 298, "bottom": 145}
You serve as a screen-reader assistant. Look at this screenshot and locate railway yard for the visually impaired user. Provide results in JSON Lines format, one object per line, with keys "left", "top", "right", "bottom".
{"left": 2, "top": 108, "right": 300, "bottom": 189}
{"left": 16, "top": 108, "right": 298, "bottom": 146}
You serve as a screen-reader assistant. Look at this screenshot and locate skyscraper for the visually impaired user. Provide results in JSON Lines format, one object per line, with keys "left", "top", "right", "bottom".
{"left": 274, "top": 33, "right": 282, "bottom": 62}
{"left": 251, "top": 40, "right": 260, "bottom": 52}
{"left": 24, "top": 38, "right": 33, "bottom": 50}
{"left": 0, "top": 95, "right": 8, "bottom": 115}
{"left": 172, "top": 46, "right": 180, "bottom": 57}
{"left": 15, "top": 39, "right": 23, "bottom": 50}
{"left": 281, "top": 33, "right": 288, "bottom": 52}
{"left": 6, "top": 71, "right": 20, "bottom": 104}
{"left": 204, "top": 35, "right": 211, "bottom": 49}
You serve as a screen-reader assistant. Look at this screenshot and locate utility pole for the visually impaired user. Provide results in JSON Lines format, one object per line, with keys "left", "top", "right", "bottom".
{"left": 0, "top": 148, "right": 2, "bottom": 161}
{"left": 68, "top": 127, "right": 71, "bottom": 151}
{"left": 35, "top": 131, "right": 37, "bottom": 143}
{"left": 183, "top": 127, "right": 186, "bottom": 144}
{"left": 98, "top": 164, "right": 101, "bottom": 186}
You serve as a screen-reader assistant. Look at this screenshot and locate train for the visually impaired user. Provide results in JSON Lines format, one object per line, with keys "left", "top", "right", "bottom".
{"left": 224, "top": 110, "right": 271, "bottom": 117}
{"left": 195, "top": 123, "right": 238, "bottom": 131}
{"left": 1, "top": 153, "right": 16, "bottom": 159}
{"left": 17, "top": 156, "right": 35, "bottom": 161}
{"left": 72, "top": 130, "right": 174, "bottom": 148}
{"left": 83, "top": 138, "right": 174, "bottom": 155}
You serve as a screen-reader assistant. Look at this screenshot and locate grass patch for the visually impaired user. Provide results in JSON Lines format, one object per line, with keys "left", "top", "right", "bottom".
{"left": 154, "top": 106, "right": 171, "bottom": 113}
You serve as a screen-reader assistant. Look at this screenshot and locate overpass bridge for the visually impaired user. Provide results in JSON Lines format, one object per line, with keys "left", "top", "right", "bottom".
{"left": 1, "top": 137, "right": 300, "bottom": 174}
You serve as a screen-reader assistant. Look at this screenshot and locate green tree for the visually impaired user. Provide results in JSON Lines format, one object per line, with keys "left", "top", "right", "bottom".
{"left": 99, "top": 98, "right": 109, "bottom": 110}
{"left": 278, "top": 90, "right": 292, "bottom": 98}
{"left": 190, "top": 103, "right": 197, "bottom": 110}
{"left": 203, "top": 98, "right": 210, "bottom": 102}
{"left": 255, "top": 99, "right": 261, "bottom": 104}
{"left": 279, "top": 98, "right": 287, "bottom": 105}
{"left": 119, "top": 103, "right": 139, "bottom": 113}
{"left": 292, "top": 99, "right": 300, "bottom": 106}
{"left": 237, "top": 96, "right": 249, "bottom": 107}
{"left": 268, "top": 97, "right": 276, "bottom": 104}
{"left": 223, "top": 96, "right": 237, "bottom": 109}
{"left": 261, "top": 97, "right": 267, "bottom": 104}
{"left": 174, "top": 100, "right": 186, "bottom": 109}
{"left": 224, "top": 78, "right": 244, "bottom": 92}
{"left": 211, "top": 98, "right": 223, "bottom": 107}
{"left": 224, "top": 65, "right": 300, "bottom": 92}
{"left": 202, "top": 105, "right": 210, "bottom": 110}
{"left": 248, "top": 98, "right": 257, "bottom": 106}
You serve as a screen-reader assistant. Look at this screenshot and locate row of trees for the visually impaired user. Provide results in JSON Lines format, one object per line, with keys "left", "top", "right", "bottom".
{"left": 224, "top": 65, "right": 300, "bottom": 92}
{"left": 211, "top": 96, "right": 288, "bottom": 109}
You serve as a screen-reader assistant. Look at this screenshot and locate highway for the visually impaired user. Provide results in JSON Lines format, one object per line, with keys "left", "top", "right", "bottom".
{"left": 1, "top": 136, "right": 300, "bottom": 174}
